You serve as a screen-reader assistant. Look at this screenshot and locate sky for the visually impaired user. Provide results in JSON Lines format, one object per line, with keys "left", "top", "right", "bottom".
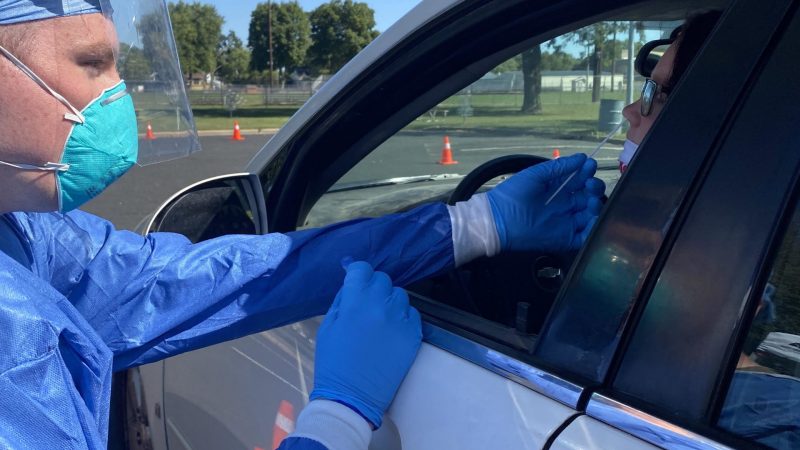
{"left": 198, "top": 0, "right": 421, "bottom": 42}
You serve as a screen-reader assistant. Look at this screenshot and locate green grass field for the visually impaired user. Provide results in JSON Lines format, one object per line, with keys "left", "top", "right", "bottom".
{"left": 157, "top": 89, "right": 630, "bottom": 138}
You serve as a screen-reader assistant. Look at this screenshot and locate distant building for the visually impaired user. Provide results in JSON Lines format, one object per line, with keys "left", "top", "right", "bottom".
{"left": 468, "top": 70, "right": 628, "bottom": 93}
{"left": 186, "top": 72, "right": 208, "bottom": 89}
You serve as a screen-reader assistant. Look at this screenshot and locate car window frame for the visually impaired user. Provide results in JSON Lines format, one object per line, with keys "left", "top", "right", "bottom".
{"left": 577, "top": 3, "right": 800, "bottom": 448}
{"left": 534, "top": 0, "right": 790, "bottom": 387}
{"left": 256, "top": 0, "right": 736, "bottom": 384}
{"left": 259, "top": 0, "right": 724, "bottom": 232}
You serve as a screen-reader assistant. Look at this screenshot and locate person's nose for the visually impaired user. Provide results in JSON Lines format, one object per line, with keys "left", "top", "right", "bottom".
{"left": 622, "top": 100, "right": 640, "bottom": 129}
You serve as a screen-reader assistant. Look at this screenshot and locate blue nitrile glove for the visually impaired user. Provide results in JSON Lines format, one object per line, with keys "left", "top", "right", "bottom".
{"left": 486, "top": 153, "right": 605, "bottom": 253}
{"left": 310, "top": 261, "right": 422, "bottom": 429}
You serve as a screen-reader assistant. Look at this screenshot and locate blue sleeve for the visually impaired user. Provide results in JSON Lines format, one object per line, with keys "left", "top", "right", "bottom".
{"left": 276, "top": 437, "right": 330, "bottom": 450}
{"left": 11, "top": 204, "right": 453, "bottom": 370}
{"left": 719, "top": 371, "right": 800, "bottom": 449}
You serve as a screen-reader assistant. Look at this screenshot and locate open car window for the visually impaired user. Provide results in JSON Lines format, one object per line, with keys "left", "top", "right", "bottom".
{"left": 302, "top": 14, "right": 696, "bottom": 352}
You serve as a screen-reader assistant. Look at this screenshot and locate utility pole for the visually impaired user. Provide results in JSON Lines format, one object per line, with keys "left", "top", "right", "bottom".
{"left": 626, "top": 21, "right": 635, "bottom": 106}
{"left": 268, "top": 0, "right": 274, "bottom": 89}
{"left": 611, "top": 22, "right": 617, "bottom": 92}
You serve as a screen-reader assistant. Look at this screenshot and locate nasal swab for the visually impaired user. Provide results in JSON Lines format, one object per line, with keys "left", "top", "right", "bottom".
{"left": 544, "top": 121, "right": 624, "bottom": 205}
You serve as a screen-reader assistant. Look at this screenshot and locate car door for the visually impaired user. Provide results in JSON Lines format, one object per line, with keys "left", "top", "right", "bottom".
{"left": 124, "top": 0, "right": 785, "bottom": 449}
{"left": 257, "top": 0, "right": 745, "bottom": 448}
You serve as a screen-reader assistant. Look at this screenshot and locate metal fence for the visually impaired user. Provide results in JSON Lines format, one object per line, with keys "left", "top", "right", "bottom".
{"left": 186, "top": 77, "right": 333, "bottom": 108}
{"left": 187, "top": 87, "right": 315, "bottom": 107}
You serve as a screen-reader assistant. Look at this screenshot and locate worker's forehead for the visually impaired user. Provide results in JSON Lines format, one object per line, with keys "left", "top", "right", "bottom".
{"left": 25, "top": 14, "right": 119, "bottom": 55}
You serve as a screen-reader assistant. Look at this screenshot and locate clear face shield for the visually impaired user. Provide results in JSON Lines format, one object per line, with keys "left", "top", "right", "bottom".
{"left": 104, "top": 0, "right": 200, "bottom": 165}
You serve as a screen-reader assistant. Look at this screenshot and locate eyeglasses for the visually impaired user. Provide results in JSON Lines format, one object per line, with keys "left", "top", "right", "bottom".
{"left": 640, "top": 78, "right": 671, "bottom": 117}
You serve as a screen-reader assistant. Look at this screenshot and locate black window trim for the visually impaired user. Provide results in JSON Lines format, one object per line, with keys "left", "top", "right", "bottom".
{"left": 534, "top": 0, "right": 786, "bottom": 388}
{"left": 594, "top": 2, "right": 800, "bottom": 448}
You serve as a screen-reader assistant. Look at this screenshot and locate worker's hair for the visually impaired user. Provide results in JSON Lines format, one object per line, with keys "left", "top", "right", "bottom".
{"left": 668, "top": 10, "right": 724, "bottom": 88}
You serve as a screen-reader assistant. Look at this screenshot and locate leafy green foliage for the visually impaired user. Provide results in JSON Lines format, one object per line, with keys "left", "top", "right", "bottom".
{"left": 168, "top": 2, "right": 224, "bottom": 78}
{"left": 554, "top": 22, "right": 631, "bottom": 101}
{"left": 117, "top": 44, "right": 152, "bottom": 81}
{"left": 307, "top": 0, "right": 379, "bottom": 74}
{"left": 541, "top": 51, "right": 582, "bottom": 71}
{"left": 248, "top": 1, "right": 311, "bottom": 75}
{"left": 492, "top": 55, "right": 521, "bottom": 73}
{"left": 217, "top": 31, "right": 251, "bottom": 83}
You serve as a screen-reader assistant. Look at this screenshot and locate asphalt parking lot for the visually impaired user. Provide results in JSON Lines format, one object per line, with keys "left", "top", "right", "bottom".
{"left": 83, "top": 132, "right": 622, "bottom": 232}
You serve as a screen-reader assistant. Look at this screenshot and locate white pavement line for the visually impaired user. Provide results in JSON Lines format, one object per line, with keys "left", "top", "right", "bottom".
{"left": 166, "top": 417, "right": 194, "bottom": 450}
{"left": 231, "top": 346, "right": 306, "bottom": 396}
{"left": 295, "top": 340, "right": 310, "bottom": 406}
{"left": 249, "top": 334, "right": 297, "bottom": 368}
{"left": 460, "top": 144, "right": 622, "bottom": 153}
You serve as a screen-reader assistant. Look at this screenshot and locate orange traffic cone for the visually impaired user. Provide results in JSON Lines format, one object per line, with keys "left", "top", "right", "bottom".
{"left": 437, "top": 136, "right": 458, "bottom": 165}
{"left": 271, "top": 400, "right": 295, "bottom": 450}
{"left": 552, "top": 148, "right": 560, "bottom": 159}
{"left": 146, "top": 122, "right": 156, "bottom": 140}
{"left": 231, "top": 120, "right": 246, "bottom": 141}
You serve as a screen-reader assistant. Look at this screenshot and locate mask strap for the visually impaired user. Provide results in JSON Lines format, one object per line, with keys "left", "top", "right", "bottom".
{"left": 0, "top": 160, "right": 70, "bottom": 172}
{"left": 0, "top": 45, "right": 85, "bottom": 124}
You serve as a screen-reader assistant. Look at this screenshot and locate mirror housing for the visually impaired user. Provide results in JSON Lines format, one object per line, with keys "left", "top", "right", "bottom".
{"left": 146, "top": 173, "right": 268, "bottom": 243}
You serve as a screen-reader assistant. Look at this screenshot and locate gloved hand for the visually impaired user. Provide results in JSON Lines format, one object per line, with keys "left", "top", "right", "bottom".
{"left": 487, "top": 153, "right": 605, "bottom": 253}
{"left": 310, "top": 261, "right": 422, "bottom": 429}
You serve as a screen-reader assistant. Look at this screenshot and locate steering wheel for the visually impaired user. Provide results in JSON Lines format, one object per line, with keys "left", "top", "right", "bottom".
{"left": 442, "top": 154, "right": 576, "bottom": 335}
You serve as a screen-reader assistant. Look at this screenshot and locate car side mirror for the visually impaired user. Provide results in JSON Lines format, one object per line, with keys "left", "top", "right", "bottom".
{"left": 146, "top": 173, "right": 268, "bottom": 243}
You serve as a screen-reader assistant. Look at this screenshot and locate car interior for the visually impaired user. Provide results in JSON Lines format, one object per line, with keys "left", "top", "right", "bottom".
{"left": 287, "top": 0, "right": 731, "bottom": 355}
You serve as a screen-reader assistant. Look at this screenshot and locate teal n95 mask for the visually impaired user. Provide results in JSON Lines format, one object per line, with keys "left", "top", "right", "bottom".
{"left": 0, "top": 45, "right": 137, "bottom": 212}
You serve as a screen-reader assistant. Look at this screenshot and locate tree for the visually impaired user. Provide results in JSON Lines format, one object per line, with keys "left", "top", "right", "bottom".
{"left": 248, "top": 1, "right": 311, "bottom": 79}
{"left": 540, "top": 50, "right": 580, "bottom": 71}
{"left": 118, "top": 44, "right": 153, "bottom": 81}
{"left": 307, "top": 0, "right": 379, "bottom": 74}
{"left": 492, "top": 55, "right": 522, "bottom": 74}
{"left": 557, "top": 22, "right": 628, "bottom": 102}
{"left": 168, "top": 1, "right": 224, "bottom": 81}
{"left": 521, "top": 46, "right": 543, "bottom": 114}
{"left": 217, "top": 31, "right": 251, "bottom": 84}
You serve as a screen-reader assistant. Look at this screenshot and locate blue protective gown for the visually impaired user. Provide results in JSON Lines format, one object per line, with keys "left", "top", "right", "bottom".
{"left": 719, "top": 370, "right": 800, "bottom": 449}
{"left": 0, "top": 204, "right": 454, "bottom": 449}
{"left": 278, "top": 437, "right": 329, "bottom": 450}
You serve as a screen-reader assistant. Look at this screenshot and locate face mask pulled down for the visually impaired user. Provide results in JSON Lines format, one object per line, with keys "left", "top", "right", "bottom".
{"left": 619, "top": 139, "right": 639, "bottom": 173}
{"left": 0, "top": 45, "right": 138, "bottom": 213}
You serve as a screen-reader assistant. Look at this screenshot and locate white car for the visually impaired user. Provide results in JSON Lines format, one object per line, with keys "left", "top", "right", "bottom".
{"left": 115, "top": 0, "right": 800, "bottom": 449}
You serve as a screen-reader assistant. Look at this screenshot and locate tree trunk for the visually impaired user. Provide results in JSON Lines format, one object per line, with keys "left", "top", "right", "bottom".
{"left": 521, "top": 45, "right": 542, "bottom": 114}
{"left": 611, "top": 24, "right": 617, "bottom": 92}
{"left": 592, "top": 45, "right": 602, "bottom": 103}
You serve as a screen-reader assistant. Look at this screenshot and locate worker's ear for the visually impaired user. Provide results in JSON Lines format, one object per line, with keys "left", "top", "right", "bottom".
{"left": 146, "top": 173, "right": 268, "bottom": 243}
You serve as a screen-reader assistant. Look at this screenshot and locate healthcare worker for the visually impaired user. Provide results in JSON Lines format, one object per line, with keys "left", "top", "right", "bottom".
{"left": 0, "top": 1, "right": 604, "bottom": 448}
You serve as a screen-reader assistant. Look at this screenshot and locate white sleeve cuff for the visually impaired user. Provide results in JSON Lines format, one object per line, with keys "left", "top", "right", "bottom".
{"left": 289, "top": 400, "right": 372, "bottom": 450}
{"left": 446, "top": 193, "right": 501, "bottom": 267}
